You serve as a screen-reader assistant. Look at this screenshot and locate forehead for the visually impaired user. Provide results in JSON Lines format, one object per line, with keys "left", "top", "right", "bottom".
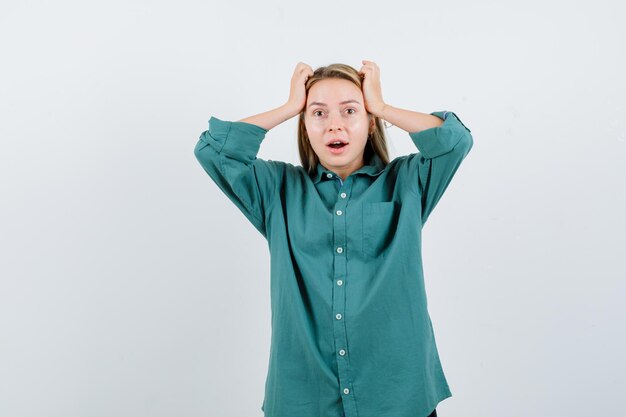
{"left": 307, "top": 78, "right": 362, "bottom": 104}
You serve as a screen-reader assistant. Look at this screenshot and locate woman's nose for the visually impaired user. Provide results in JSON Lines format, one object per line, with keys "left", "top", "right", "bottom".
{"left": 328, "top": 112, "right": 343, "bottom": 131}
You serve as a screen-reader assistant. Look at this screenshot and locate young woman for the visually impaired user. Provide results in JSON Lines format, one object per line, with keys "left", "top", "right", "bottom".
{"left": 194, "top": 61, "right": 473, "bottom": 417}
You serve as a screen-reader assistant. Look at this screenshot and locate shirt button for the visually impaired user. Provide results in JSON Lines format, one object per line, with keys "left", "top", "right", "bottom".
{"left": 340, "top": 192, "right": 347, "bottom": 198}
{"left": 326, "top": 173, "right": 333, "bottom": 178}
{"left": 337, "top": 280, "right": 343, "bottom": 286}
{"left": 339, "top": 349, "right": 346, "bottom": 356}
{"left": 336, "top": 210, "right": 342, "bottom": 216}
{"left": 343, "top": 388, "right": 350, "bottom": 395}
{"left": 336, "top": 313, "right": 342, "bottom": 320}
{"left": 336, "top": 247, "right": 343, "bottom": 253}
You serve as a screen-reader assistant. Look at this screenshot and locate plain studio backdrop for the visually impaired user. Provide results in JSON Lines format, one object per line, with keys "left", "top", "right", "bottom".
{"left": 1, "top": 1, "right": 624, "bottom": 416}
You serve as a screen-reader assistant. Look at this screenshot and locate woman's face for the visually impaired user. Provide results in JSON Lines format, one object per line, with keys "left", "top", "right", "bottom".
{"left": 304, "top": 78, "right": 373, "bottom": 177}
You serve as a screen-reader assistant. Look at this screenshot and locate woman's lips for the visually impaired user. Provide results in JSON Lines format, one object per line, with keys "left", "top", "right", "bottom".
{"left": 327, "top": 143, "right": 349, "bottom": 154}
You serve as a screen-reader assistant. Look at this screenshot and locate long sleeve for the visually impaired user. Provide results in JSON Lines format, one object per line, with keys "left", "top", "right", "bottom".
{"left": 193, "top": 116, "right": 283, "bottom": 238}
{"left": 406, "top": 111, "right": 473, "bottom": 224}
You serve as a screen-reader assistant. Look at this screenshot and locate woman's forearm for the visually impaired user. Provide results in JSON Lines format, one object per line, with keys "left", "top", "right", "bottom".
{"left": 237, "top": 103, "right": 300, "bottom": 131}
{"left": 376, "top": 104, "right": 444, "bottom": 134}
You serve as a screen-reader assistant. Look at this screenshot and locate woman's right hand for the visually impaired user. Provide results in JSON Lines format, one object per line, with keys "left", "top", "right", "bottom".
{"left": 285, "top": 62, "right": 314, "bottom": 116}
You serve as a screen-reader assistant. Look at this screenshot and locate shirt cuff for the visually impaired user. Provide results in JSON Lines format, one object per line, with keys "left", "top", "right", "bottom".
{"left": 408, "top": 111, "right": 471, "bottom": 159}
{"left": 202, "top": 116, "right": 269, "bottom": 162}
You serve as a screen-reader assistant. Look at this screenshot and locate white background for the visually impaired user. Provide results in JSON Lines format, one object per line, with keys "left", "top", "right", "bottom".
{"left": 1, "top": 1, "right": 624, "bottom": 416}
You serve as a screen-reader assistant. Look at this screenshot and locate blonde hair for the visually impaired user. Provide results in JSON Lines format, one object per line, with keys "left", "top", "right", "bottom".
{"left": 297, "top": 63, "right": 390, "bottom": 175}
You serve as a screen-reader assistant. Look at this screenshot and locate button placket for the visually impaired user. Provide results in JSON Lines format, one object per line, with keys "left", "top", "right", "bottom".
{"left": 329, "top": 175, "right": 357, "bottom": 416}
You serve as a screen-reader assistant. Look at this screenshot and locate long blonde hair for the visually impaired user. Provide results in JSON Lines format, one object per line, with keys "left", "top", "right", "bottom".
{"left": 297, "top": 63, "right": 390, "bottom": 175}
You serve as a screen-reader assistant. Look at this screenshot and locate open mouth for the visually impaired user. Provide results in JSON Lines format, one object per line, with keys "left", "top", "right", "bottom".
{"left": 328, "top": 143, "right": 347, "bottom": 148}
{"left": 327, "top": 141, "right": 348, "bottom": 154}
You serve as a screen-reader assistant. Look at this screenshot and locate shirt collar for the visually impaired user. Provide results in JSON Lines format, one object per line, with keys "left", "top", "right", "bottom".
{"left": 311, "top": 152, "right": 386, "bottom": 184}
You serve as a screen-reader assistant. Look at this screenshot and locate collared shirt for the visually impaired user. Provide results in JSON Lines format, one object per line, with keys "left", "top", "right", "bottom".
{"left": 193, "top": 110, "right": 473, "bottom": 417}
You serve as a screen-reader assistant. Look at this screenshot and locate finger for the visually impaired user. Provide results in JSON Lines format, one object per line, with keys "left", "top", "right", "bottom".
{"left": 365, "top": 65, "right": 378, "bottom": 73}
{"left": 361, "top": 64, "right": 378, "bottom": 78}
{"left": 361, "top": 62, "right": 374, "bottom": 71}
{"left": 362, "top": 62, "right": 378, "bottom": 75}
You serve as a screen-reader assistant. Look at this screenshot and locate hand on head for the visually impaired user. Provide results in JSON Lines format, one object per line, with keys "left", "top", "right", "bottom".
{"left": 286, "top": 62, "right": 314, "bottom": 115}
{"left": 358, "top": 60, "right": 386, "bottom": 118}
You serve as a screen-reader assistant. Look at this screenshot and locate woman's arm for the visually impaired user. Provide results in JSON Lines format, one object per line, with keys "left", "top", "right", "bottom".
{"left": 373, "top": 103, "right": 445, "bottom": 134}
{"left": 358, "top": 61, "right": 473, "bottom": 224}
{"left": 194, "top": 117, "right": 280, "bottom": 238}
{"left": 238, "top": 62, "right": 314, "bottom": 130}
{"left": 238, "top": 103, "right": 300, "bottom": 131}
{"left": 357, "top": 60, "right": 444, "bottom": 133}
{"left": 404, "top": 111, "right": 474, "bottom": 225}
{"left": 193, "top": 63, "right": 314, "bottom": 238}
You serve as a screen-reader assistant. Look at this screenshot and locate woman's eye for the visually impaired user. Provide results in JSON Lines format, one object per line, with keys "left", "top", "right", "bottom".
{"left": 313, "top": 109, "right": 354, "bottom": 117}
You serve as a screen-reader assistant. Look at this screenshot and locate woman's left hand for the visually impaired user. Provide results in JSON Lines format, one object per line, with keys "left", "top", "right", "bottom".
{"left": 358, "top": 60, "right": 386, "bottom": 118}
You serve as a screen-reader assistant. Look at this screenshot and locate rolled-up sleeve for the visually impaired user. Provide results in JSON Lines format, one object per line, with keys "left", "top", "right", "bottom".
{"left": 193, "top": 116, "right": 282, "bottom": 238}
{"left": 406, "top": 111, "right": 473, "bottom": 224}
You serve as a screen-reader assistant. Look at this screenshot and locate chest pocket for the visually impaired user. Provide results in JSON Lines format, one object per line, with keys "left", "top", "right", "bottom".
{"left": 362, "top": 201, "right": 399, "bottom": 258}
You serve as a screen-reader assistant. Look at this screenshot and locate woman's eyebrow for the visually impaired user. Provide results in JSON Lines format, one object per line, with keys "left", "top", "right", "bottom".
{"left": 308, "top": 99, "right": 361, "bottom": 108}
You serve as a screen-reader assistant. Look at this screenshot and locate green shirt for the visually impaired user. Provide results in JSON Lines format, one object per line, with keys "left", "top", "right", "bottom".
{"left": 194, "top": 110, "right": 473, "bottom": 417}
